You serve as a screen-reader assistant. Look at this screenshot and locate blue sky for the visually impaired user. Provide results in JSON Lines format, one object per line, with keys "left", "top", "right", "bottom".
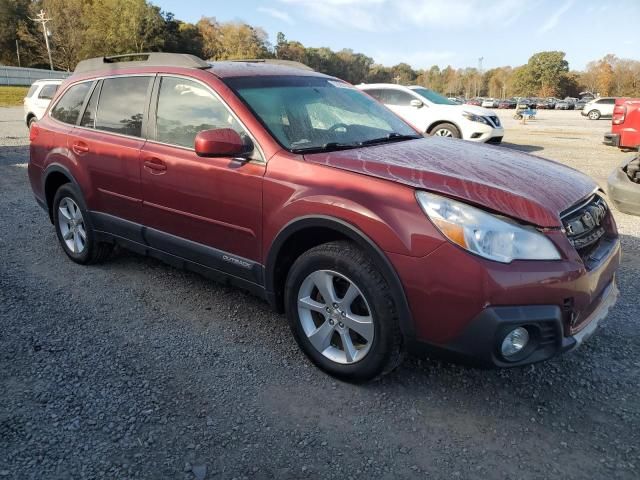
{"left": 153, "top": 0, "right": 640, "bottom": 71}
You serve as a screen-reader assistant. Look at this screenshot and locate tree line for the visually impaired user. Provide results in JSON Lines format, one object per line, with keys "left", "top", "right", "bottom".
{"left": 1, "top": 0, "right": 639, "bottom": 98}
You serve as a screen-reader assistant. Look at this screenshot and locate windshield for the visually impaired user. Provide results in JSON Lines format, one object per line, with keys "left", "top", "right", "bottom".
{"left": 224, "top": 75, "right": 419, "bottom": 152}
{"left": 409, "top": 87, "right": 457, "bottom": 105}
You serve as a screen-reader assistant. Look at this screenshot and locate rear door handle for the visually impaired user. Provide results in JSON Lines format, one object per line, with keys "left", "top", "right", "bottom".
{"left": 72, "top": 142, "right": 89, "bottom": 155}
{"left": 143, "top": 157, "right": 167, "bottom": 174}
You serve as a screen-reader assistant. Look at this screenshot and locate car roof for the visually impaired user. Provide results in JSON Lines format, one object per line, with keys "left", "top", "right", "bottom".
{"left": 207, "top": 61, "right": 325, "bottom": 79}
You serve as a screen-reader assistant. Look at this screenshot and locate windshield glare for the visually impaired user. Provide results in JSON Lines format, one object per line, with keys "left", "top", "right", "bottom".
{"left": 225, "top": 76, "right": 418, "bottom": 151}
{"left": 410, "top": 87, "right": 457, "bottom": 106}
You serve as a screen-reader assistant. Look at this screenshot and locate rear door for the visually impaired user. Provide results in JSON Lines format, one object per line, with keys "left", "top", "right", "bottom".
{"left": 70, "top": 75, "right": 153, "bottom": 227}
{"left": 598, "top": 98, "right": 616, "bottom": 117}
{"left": 140, "top": 75, "right": 265, "bottom": 266}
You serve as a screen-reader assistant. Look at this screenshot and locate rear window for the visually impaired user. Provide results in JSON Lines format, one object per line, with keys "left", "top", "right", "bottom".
{"left": 95, "top": 77, "right": 150, "bottom": 137}
{"left": 38, "top": 84, "right": 58, "bottom": 100}
{"left": 51, "top": 82, "right": 92, "bottom": 125}
{"left": 26, "top": 84, "right": 38, "bottom": 98}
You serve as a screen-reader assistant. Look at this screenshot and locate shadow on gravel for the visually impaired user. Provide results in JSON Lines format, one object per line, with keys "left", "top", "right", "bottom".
{"left": 500, "top": 142, "right": 544, "bottom": 153}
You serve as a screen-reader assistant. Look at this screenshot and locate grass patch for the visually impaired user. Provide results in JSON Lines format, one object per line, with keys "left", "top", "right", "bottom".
{"left": 0, "top": 86, "right": 29, "bottom": 107}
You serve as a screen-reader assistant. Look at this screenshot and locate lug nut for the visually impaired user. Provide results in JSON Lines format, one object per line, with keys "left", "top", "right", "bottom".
{"left": 332, "top": 303, "right": 338, "bottom": 308}
{"left": 325, "top": 307, "right": 331, "bottom": 313}
{"left": 329, "top": 319, "right": 334, "bottom": 325}
{"left": 341, "top": 311, "right": 346, "bottom": 317}
{"left": 339, "top": 322, "right": 344, "bottom": 328}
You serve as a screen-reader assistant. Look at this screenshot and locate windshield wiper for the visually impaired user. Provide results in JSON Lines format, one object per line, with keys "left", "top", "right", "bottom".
{"left": 359, "top": 133, "right": 422, "bottom": 146}
{"left": 290, "top": 142, "right": 361, "bottom": 154}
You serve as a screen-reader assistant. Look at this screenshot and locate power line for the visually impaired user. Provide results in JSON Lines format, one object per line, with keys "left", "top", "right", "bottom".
{"left": 29, "top": 10, "right": 53, "bottom": 70}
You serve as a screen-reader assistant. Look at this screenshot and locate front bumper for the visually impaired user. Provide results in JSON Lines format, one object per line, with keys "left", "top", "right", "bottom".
{"left": 388, "top": 230, "right": 621, "bottom": 367}
{"left": 608, "top": 161, "right": 640, "bottom": 216}
{"left": 464, "top": 124, "right": 504, "bottom": 143}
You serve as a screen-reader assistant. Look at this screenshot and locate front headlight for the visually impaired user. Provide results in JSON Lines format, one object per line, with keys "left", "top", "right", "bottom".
{"left": 416, "top": 191, "right": 561, "bottom": 263}
{"left": 462, "top": 111, "right": 489, "bottom": 125}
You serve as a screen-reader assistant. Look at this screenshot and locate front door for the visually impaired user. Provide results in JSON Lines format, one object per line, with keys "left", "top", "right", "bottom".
{"left": 140, "top": 75, "right": 265, "bottom": 267}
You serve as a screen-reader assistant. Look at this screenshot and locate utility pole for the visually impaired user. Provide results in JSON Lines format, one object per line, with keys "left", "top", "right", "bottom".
{"left": 30, "top": 10, "right": 53, "bottom": 70}
{"left": 16, "top": 40, "right": 21, "bottom": 67}
{"left": 476, "top": 56, "right": 484, "bottom": 97}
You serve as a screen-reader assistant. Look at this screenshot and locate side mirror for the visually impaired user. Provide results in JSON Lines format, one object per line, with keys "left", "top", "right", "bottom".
{"left": 194, "top": 128, "right": 252, "bottom": 158}
{"left": 410, "top": 99, "right": 424, "bottom": 108}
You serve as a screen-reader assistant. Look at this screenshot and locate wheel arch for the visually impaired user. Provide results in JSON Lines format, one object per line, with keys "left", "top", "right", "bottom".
{"left": 265, "top": 215, "right": 415, "bottom": 340}
{"left": 42, "top": 164, "right": 81, "bottom": 223}
{"left": 426, "top": 119, "right": 463, "bottom": 136}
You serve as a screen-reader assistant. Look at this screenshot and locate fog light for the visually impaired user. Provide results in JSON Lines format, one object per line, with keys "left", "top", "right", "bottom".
{"left": 501, "top": 327, "right": 529, "bottom": 357}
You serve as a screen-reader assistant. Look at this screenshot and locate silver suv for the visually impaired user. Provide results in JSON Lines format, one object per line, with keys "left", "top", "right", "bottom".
{"left": 582, "top": 97, "right": 616, "bottom": 120}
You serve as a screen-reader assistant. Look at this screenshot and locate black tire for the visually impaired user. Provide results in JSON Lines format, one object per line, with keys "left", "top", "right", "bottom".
{"left": 52, "top": 183, "right": 112, "bottom": 264}
{"left": 285, "top": 241, "right": 403, "bottom": 382}
{"left": 27, "top": 116, "right": 36, "bottom": 128}
{"left": 430, "top": 122, "right": 461, "bottom": 139}
{"left": 587, "top": 109, "right": 601, "bottom": 120}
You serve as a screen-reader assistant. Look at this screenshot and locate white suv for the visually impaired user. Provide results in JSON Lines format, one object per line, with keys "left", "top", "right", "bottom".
{"left": 358, "top": 84, "right": 504, "bottom": 143}
{"left": 582, "top": 97, "right": 616, "bottom": 120}
{"left": 23, "top": 79, "right": 62, "bottom": 127}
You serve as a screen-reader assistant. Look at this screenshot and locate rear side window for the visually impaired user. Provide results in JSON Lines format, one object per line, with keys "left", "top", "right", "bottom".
{"left": 38, "top": 84, "right": 58, "bottom": 100}
{"left": 155, "top": 76, "right": 245, "bottom": 148}
{"left": 598, "top": 98, "right": 615, "bottom": 104}
{"left": 364, "top": 89, "right": 386, "bottom": 102}
{"left": 95, "top": 77, "right": 151, "bottom": 137}
{"left": 383, "top": 90, "right": 415, "bottom": 106}
{"left": 51, "top": 82, "right": 92, "bottom": 125}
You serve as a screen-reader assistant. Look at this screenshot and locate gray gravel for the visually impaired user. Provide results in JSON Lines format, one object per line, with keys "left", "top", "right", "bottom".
{"left": 1, "top": 107, "right": 638, "bottom": 479}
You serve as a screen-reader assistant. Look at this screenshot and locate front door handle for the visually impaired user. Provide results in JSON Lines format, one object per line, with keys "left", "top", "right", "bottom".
{"left": 72, "top": 142, "right": 89, "bottom": 155}
{"left": 143, "top": 157, "right": 167, "bottom": 174}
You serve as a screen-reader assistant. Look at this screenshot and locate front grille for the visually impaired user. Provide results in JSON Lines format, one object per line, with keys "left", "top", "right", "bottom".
{"left": 561, "top": 194, "right": 609, "bottom": 261}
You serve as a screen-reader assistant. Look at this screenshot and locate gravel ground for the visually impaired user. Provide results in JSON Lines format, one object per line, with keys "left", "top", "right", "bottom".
{"left": 0, "top": 107, "right": 638, "bottom": 480}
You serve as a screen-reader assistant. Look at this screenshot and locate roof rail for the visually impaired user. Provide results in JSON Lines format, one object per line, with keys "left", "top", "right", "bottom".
{"left": 227, "top": 59, "right": 314, "bottom": 71}
{"left": 74, "top": 52, "right": 209, "bottom": 74}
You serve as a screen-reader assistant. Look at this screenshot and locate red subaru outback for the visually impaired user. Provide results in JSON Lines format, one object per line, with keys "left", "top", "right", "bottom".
{"left": 28, "top": 53, "right": 620, "bottom": 381}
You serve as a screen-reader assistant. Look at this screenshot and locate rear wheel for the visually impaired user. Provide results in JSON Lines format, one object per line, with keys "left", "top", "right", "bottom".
{"left": 285, "top": 241, "right": 403, "bottom": 381}
{"left": 27, "top": 116, "right": 36, "bottom": 128}
{"left": 588, "top": 109, "right": 601, "bottom": 120}
{"left": 430, "top": 122, "right": 461, "bottom": 139}
{"left": 53, "top": 184, "right": 112, "bottom": 264}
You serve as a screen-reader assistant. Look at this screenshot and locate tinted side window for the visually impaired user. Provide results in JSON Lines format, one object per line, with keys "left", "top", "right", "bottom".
{"left": 384, "top": 90, "right": 415, "bottom": 106}
{"left": 26, "top": 84, "right": 38, "bottom": 98}
{"left": 364, "top": 89, "right": 386, "bottom": 102}
{"left": 80, "top": 82, "right": 101, "bottom": 128}
{"left": 51, "top": 82, "right": 92, "bottom": 125}
{"left": 155, "top": 76, "right": 245, "bottom": 149}
{"left": 95, "top": 77, "right": 150, "bottom": 137}
{"left": 38, "top": 84, "right": 58, "bottom": 100}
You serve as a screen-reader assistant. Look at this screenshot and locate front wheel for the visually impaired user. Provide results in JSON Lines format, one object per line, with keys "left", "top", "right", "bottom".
{"left": 430, "top": 122, "right": 461, "bottom": 139}
{"left": 285, "top": 241, "right": 403, "bottom": 381}
{"left": 588, "top": 109, "right": 601, "bottom": 120}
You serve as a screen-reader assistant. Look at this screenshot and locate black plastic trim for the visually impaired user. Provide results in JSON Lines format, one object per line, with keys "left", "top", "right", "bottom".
{"left": 265, "top": 215, "right": 415, "bottom": 340}
{"left": 90, "top": 211, "right": 263, "bottom": 287}
{"left": 409, "top": 305, "right": 565, "bottom": 368}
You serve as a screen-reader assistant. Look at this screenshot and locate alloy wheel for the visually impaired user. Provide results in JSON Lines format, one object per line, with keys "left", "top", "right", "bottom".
{"left": 297, "top": 270, "right": 374, "bottom": 364}
{"left": 433, "top": 128, "right": 454, "bottom": 137}
{"left": 57, "top": 197, "right": 87, "bottom": 254}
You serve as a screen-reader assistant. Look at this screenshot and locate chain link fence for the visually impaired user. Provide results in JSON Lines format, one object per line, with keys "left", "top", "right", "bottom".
{"left": 0, "top": 66, "right": 70, "bottom": 86}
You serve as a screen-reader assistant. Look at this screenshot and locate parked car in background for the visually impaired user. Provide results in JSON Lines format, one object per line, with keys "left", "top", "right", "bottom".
{"left": 465, "top": 98, "right": 482, "bottom": 106}
{"left": 608, "top": 154, "right": 640, "bottom": 216}
{"left": 574, "top": 99, "right": 588, "bottom": 110}
{"left": 498, "top": 99, "right": 516, "bottom": 109}
{"left": 29, "top": 53, "right": 620, "bottom": 380}
{"left": 517, "top": 98, "right": 535, "bottom": 109}
{"left": 359, "top": 84, "right": 504, "bottom": 143}
{"left": 555, "top": 100, "right": 573, "bottom": 110}
{"left": 537, "top": 99, "right": 554, "bottom": 109}
{"left": 604, "top": 98, "right": 640, "bottom": 150}
{"left": 583, "top": 97, "right": 617, "bottom": 120}
{"left": 23, "top": 79, "right": 62, "bottom": 127}
{"left": 481, "top": 98, "right": 499, "bottom": 108}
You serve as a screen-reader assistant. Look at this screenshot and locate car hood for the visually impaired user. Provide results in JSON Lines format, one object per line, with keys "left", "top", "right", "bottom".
{"left": 304, "top": 137, "right": 597, "bottom": 227}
